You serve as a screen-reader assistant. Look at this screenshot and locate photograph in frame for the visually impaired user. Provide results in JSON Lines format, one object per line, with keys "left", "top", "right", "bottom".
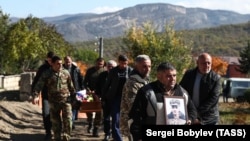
{"left": 164, "top": 96, "right": 188, "bottom": 125}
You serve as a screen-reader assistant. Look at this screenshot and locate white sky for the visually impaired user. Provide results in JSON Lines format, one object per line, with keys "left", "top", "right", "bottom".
{"left": 0, "top": 0, "right": 250, "bottom": 18}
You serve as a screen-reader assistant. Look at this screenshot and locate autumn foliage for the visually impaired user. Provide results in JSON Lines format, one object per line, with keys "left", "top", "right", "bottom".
{"left": 75, "top": 61, "right": 88, "bottom": 76}
{"left": 212, "top": 56, "right": 228, "bottom": 76}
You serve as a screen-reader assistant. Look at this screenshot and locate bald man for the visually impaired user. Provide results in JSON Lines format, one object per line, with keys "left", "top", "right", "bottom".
{"left": 180, "top": 52, "right": 221, "bottom": 125}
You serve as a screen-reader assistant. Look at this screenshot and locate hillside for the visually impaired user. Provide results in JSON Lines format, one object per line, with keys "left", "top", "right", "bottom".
{"left": 39, "top": 3, "right": 250, "bottom": 42}
{"left": 72, "top": 22, "right": 250, "bottom": 59}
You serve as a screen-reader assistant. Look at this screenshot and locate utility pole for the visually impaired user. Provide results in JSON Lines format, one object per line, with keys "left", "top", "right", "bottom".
{"left": 99, "top": 37, "right": 103, "bottom": 58}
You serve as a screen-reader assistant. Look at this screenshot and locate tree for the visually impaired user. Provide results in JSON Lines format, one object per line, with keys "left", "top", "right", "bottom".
{"left": 73, "top": 48, "right": 99, "bottom": 65}
{"left": 237, "top": 41, "right": 250, "bottom": 76}
{"left": 2, "top": 16, "right": 73, "bottom": 74}
{"left": 211, "top": 56, "right": 228, "bottom": 76}
{"left": 123, "top": 21, "right": 193, "bottom": 81}
{"left": 0, "top": 8, "right": 10, "bottom": 74}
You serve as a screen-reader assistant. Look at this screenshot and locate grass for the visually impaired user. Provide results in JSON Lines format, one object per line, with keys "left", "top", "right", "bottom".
{"left": 219, "top": 102, "right": 250, "bottom": 125}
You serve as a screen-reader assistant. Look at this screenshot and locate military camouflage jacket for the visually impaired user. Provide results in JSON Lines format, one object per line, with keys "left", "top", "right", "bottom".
{"left": 120, "top": 70, "right": 150, "bottom": 136}
{"left": 33, "top": 68, "right": 75, "bottom": 103}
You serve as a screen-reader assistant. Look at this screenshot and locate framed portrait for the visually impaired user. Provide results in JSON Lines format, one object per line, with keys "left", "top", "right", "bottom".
{"left": 164, "top": 96, "right": 188, "bottom": 125}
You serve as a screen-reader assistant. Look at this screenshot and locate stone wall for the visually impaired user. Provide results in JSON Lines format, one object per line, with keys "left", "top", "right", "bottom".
{"left": 0, "top": 75, "right": 21, "bottom": 91}
{"left": 0, "top": 72, "right": 36, "bottom": 101}
{"left": 19, "top": 72, "right": 36, "bottom": 101}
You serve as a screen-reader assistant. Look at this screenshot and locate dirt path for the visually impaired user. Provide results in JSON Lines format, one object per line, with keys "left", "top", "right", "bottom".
{"left": 0, "top": 101, "right": 106, "bottom": 141}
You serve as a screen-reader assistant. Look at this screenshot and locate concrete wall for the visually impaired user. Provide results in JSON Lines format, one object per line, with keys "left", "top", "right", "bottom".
{"left": 0, "top": 75, "right": 21, "bottom": 91}
{"left": 19, "top": 72, "right": 36, "bottom": 101}
{"left": 0, "top": 72, "right": 36, "bottom": 101}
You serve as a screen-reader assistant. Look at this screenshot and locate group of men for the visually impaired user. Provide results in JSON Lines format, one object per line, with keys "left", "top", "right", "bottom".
{"left": 31, "top": 51, "right": 221, "bottom": 141}
{"left": 32, "top": 52, "right": 84, "bottom": 141}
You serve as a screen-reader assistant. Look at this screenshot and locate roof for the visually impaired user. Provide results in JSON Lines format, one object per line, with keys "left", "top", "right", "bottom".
{"left": 220, "top": 56, "right": 240, "bottom": 65}
{"left": 227, "top": 77, "right": 250, "bottom": 81}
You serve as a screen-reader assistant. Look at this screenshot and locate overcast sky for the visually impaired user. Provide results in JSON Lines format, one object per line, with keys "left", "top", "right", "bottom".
{"left": 0, "top": 0, "right": 250, "bottom": 18}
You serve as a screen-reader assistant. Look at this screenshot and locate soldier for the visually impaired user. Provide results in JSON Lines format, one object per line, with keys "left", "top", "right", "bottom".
{"left": 120, "top": 54, "right": 151, "bottom": 141}
{"left": 167, "top": 99, "right": 187, "bottom": 125}
{"left": 32, "top": 55, "right": 75, "bottom": 141}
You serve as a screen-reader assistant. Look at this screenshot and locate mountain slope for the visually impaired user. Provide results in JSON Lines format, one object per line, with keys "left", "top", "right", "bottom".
{"left": 47, "top": 3, "right": 250, "bottom": 42}
{"left": 11, "top": 3, "right": 250, "bottom": 42}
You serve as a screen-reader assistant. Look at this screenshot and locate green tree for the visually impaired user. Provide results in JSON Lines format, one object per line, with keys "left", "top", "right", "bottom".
{"left": 123, "top": 22, "right": 193, "bottom": 81}
{"left": 2, "top": 16, "right": 72, "bottom": 74}
{"left": 0, "top": 8, "right": 10, "bottom": 74}
{"left": 237, "top": 41, "right": 250, "bottom": 76}
{"left": 73, "top": 48, "right": 99, "bottom": 65}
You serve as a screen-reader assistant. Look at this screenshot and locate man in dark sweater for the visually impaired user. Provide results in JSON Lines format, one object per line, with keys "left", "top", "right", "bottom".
{"left": 31, "top": 51, "right": 54, "bottom": 140}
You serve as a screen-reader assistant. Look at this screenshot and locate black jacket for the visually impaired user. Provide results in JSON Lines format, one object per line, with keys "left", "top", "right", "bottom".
{"left": 63, "top": 64, "right": 84, "bottom": 109}
{"left": 31, "top": 60, "right": 50, "bottom": 99}
{"left": 179, "top": 67, "right": 221, "bottom": 124}
{"left": 63, "top": 64, "right": 84, "bottom": 91}
{"left": 102, "top": 66, "right": 133, "bottom": 103}
{"left": 129, "top": 81, "right": 197, "bottom": 140}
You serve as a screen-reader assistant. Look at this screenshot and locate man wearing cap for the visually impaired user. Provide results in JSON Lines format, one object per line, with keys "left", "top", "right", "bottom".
{"left": 167, "top": 99, "right": 186, "bottom": 125}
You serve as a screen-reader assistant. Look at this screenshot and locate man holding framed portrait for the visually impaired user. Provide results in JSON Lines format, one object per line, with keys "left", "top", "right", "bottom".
{"left": 165, "top": 97, "right": 187, "bottom": 125}
{"left": 129, "top": 62, "right": 198, "bottom": 141}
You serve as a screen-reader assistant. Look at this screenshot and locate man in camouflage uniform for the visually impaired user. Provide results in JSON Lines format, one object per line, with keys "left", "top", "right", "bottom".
{"left": 120, "top": 54, "right": 151, "bottom": 141}
{"left": 167, "top": 99, "right": 187, "bottom": 125}
{"left": 32, "top": 55, "right": 75, "bottom": 141}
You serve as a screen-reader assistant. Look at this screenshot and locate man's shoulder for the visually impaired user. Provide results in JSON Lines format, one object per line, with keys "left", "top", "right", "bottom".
{"left": 38, "top": 63, "right": 50, "bottom": 71}
{"left": 139, "top": 82, "right": 157, "bottom": 93}
{"left": 210, "top": 70, "right": 221, "bottom": 79}
{"left": 86, "top": 66, "right": 96, "bottom": 71}
{"left": 129, "top": 74, "right": 148, "bottom": 83}
{"left": 41, "top": 68, "right": 53, "bottom": 77}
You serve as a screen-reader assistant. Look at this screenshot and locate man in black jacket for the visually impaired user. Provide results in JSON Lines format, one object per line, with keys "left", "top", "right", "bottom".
{"left": 96, "top": 60, "right": 117, "bottom": 141}
{"left": 102, "top": 55, "right": 133, "bottom": 141}
{"left": 63, "top": 56, "right": 85, "bottom": 129}
{"left": 129, "top": 62, "right": 197, "bottom": 141}
{"left": 31, "top": 51, "right": 54, "bottom": 140}
{"left": 180, "top": 52, "right": 221, "bottom": 125}
{"left": 83, "top": 57, "right": 106, "bottom": 137}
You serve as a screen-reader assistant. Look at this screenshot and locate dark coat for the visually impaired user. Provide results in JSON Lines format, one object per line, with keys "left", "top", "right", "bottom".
{"left": 179, "top": 67, "right": 221, "bottom": 125}
{"left": 102, "top": 66, "right": 133, "bottom": 103}
{"left": 31, "top": 60, "right": 50, "bottom": 100}
{"left": 63, "top": 64, "right": 84, "bottom": 91}
{"left": 96, "top": 71, "right": 109, "bottom": 99}
{"left": 129, "top": 81, "right": 197, "bottom": 140}
{"left": 63, "top": 64, "right": 84, "bottom": 109}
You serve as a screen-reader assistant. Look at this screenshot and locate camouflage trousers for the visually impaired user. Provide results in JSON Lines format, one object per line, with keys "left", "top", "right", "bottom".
{"left": 50, "top": 101, "right": 72, "bottom": 141}
{"left": 120, "top": 113, "right": 134, "bottom": 141}
{"left": 120, "top": 112, "right": 130, "bottom": 137}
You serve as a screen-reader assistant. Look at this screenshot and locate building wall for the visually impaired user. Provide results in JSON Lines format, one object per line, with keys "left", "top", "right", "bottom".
{"left": 227, "top": 64, "right": 247, "bottom": 78}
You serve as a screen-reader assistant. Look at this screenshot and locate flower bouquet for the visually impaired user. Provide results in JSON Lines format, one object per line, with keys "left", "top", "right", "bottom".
{"left": 78, "top": 89, "right": 102, "bottom": 112}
